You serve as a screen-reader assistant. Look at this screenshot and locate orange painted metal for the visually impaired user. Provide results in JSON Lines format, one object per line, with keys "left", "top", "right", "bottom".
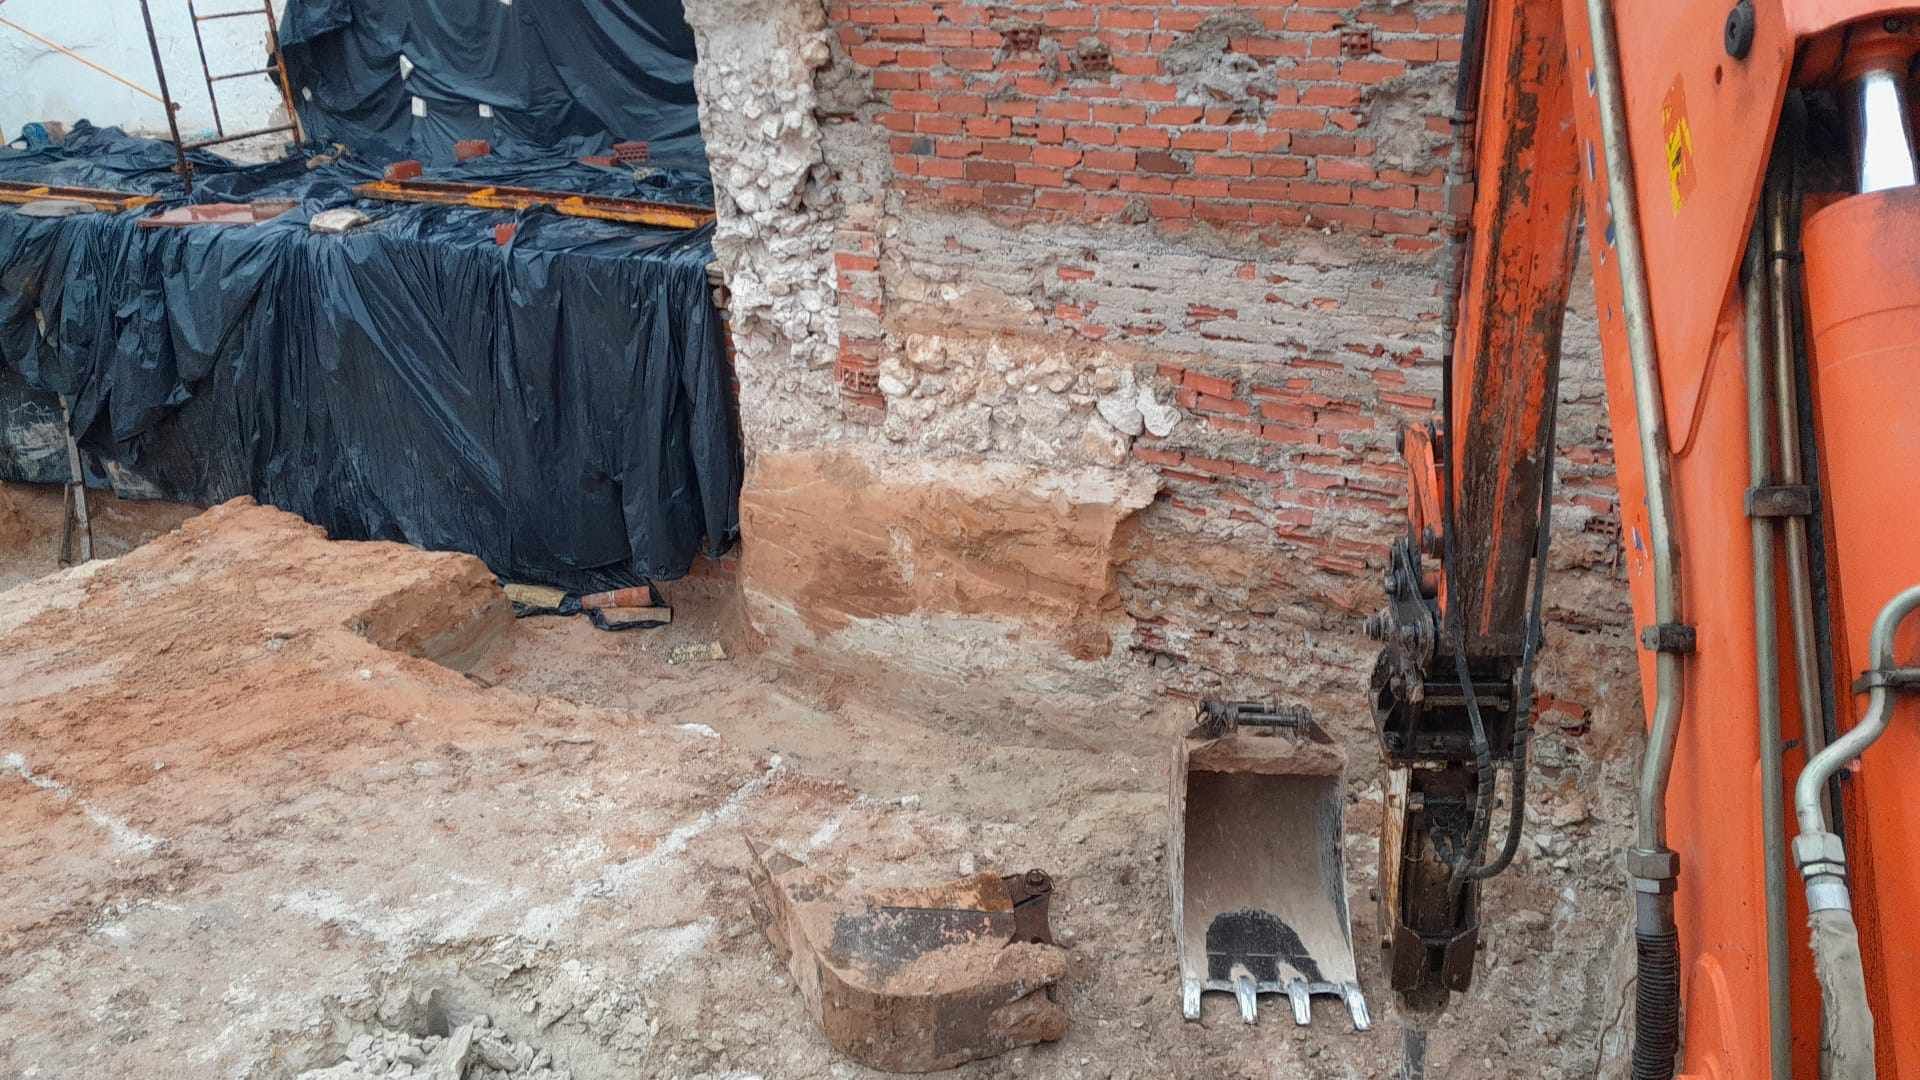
{"left": 1803, "top": 186, "right": 1920, "bottom": 1077}
{"left": 1443, "top": 0, "right": 1583, "bottom": 659}
{"left": 1519, "top": 0, "right": 1911, "bottom": 1075}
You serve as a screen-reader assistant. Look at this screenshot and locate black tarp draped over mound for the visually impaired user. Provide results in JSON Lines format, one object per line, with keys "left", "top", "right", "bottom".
{"left": 279, "top": 0, "right": 706, "bottom": 169}
{"left": 0, "top": 125, "right": 739, "bottom": 589}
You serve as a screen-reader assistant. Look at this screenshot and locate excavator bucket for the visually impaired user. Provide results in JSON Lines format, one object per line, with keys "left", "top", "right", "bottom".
{"left": 1170, "top": 702, "right": 1370, "bottom": 1029}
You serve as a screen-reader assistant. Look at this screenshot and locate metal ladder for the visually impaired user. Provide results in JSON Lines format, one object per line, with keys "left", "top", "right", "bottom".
{"left": 136, "top": 0, "right": 304, "bottom": 190}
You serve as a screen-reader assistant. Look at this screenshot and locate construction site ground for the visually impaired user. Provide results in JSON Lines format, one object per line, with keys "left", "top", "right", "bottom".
{"left": 0, "top": 483, "right": 1634, "bottom": 1080}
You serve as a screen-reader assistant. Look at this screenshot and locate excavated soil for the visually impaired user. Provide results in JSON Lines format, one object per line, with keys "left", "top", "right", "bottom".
{"left": 0, "top": 494, "right": 1634, "bottom": 1080}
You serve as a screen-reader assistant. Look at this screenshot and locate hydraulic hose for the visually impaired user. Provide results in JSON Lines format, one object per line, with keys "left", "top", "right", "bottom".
{"left": 1582, "top": 0, "right": 1688, "bottom": 1075}
{"left": 1792, "top": 586, "right": 1920, "bottom": 1080}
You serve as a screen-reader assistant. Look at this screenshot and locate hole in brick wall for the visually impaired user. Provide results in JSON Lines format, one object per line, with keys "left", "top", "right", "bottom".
{"left": 998, "top": 20, "right": 1041, "bottom": 52}
{"left": 834, "top": 352, "right": 884, "bottom": 408}
{"left": 1338, "top": 27, "right": 1375, "bottom": 57}
{"left": 1072, "top": 37, "right": 1114, "bottom": 75}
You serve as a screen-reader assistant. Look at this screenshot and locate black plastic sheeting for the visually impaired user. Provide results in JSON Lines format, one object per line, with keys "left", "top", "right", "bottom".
{"left": 0, "top": 125, "right": 739, "bottom": 590}
{"left": 279, "top": 0, "right": 706, "bottom": 169}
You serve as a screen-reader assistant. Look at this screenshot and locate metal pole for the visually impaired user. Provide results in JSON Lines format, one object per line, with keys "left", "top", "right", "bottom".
{"left": 0, "top": 16, "right": 168, "bottom": 104}
{"left": 1742, "top": 221, "right": 1792, "bottom": 1080}
{"left": 136, "top": 0, "right": 194, "bottom": 192}
{"left": 57, "top": 395, "right": 91, "bottom": 566}
{"left": 1585, "top": 0, "right": 1685, "bottom": 867}
{"left": 184, "top": 0, "right": 227, "bottom": 141}
{"left": 260, "top": 0, "right": 305, "bottom": 145}
{"left": 1584, "top": 0, "right": 1688, "bottom": 1074}
{"left": 1766, "top": 180, "right": 1831, "bottom": 826}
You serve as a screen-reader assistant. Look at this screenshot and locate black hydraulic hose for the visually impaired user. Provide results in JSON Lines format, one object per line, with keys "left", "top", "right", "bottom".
{"left": 1463, "top": 373, "right": 1559, "bottom": 883}
{"left": 1435, "top": 0, "right": 1494, "bottom": 894}
{"left": 1633, "top": 922, "right": 1682, "bottom": 1080}
{"left": 1447, "top": 646, "right": 1496, "bottom": 892}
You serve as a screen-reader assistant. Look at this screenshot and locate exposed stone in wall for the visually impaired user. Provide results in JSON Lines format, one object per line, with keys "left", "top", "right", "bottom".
{"left": 684, "top": 0, "right": 842, "bottom": 444}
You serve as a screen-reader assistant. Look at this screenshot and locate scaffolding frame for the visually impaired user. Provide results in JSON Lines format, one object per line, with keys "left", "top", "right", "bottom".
{"left": 136, "top": 0, "right": 304, "bottom": 191}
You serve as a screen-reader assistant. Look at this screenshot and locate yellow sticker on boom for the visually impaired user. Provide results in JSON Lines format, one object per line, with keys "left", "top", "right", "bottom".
{"left": 1661, "top": 76, "right": 1696, "bottom": 214}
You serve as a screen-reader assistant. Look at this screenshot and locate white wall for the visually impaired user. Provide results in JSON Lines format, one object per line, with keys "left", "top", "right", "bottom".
{"left": 0, "top": 0, "right": 289, "bottom": 144}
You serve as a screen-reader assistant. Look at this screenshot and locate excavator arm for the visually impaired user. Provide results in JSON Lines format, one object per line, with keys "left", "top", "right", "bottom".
{"left": 1369, "top": 0, "right": 1581, "bottom": 1001}
{"left": 1374, "top": 0, "right": 1920, "bottom": 1077}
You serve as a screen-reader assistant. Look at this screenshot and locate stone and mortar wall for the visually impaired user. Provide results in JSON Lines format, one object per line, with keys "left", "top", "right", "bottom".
{"left": 684, "top": 0, "right": 1638, "bottom": 760}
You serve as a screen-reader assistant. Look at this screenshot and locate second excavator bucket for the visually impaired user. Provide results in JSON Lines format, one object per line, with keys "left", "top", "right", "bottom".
{"left": 1170, "top": 701, "right": 1370, "bottom": 1030}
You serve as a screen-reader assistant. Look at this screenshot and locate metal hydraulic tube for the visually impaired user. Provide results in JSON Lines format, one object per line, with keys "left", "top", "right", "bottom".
{"left": 1796, "top": 587, "right": 1920, "bottom": 865}
{"left": 1791, "top": 587, "right": 1920, "bottom": 1080}
{"left": 1765, "top": 176, "right": 1831, "bottom": 823}
{"left": 1582, "top": 0, "right": 1687, "bottom": 1074}
{"left": 1741, "top": 223, "right": 1792, "bottom": 1080}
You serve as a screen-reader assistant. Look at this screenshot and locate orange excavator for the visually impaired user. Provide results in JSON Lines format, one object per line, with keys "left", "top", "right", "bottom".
{"left": 1360, "top": 0, "right": 1920, "bottom": 1075}
{"left": 1175, "top": 0, "right": 1920, "bottom": 1075}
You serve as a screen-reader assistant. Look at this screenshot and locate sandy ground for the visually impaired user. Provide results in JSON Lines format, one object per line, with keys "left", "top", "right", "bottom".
{"left": 0, "top": 487, "right": 1634, "bottom": 1079}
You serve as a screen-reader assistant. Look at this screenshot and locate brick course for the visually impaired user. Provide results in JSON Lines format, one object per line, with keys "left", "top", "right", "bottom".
{"left": 833, "top": 0, "right": 1453, "bottom": 235}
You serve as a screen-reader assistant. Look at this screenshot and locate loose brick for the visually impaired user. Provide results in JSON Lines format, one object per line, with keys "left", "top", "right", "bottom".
{"left": 1136, "top": 150, "right": 1188, "bottom": 174}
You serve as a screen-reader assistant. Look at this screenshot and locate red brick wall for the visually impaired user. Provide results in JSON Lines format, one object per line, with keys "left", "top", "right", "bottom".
{"left": 834, "top": 0, "right": 1459, "bottom": 234}
{"left": 806, "top": 0, "right": 1636, "bottom": 741}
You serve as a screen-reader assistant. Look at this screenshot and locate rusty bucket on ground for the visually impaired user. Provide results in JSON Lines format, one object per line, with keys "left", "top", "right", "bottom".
{"left": 1170, "top": 701, "right": 1370, "bottom": 1029}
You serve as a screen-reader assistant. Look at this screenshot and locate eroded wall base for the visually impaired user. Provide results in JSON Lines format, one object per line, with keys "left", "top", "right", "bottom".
{"left": 739, "top": 449, "right": 1156, "bottom": 689}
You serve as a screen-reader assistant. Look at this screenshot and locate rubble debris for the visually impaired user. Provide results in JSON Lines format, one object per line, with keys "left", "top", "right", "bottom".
{"left": 295, "top": 1014, "right": 570, "bottom": 1080}
{"left": 668, "top": 641, "right": 726, "bottom": 664}
{"left": 500, "top": 583, "right": 672, "bottom": 631}
{"left": 137, "top": 201, "right": 298, "bottom": 228}
{"left": 503, "top": 583, "right": 570, "bottom": 612}
{"left": 311, "top": 208, "right": 372, "bottom": 234}
{"left": 586, "top": 605, "right": 672, "bottom": 631}
{"left": 745, "top": 842, "right": 1069, "bottom": 1073}
{"left": 384, "top": 160, "right": 425, "bottom": 181}
{"left": 454, "top": 139, "right": 493, "bottom": 162}
{"left": 16, "top": 199, "right": 95, "bottom": 218}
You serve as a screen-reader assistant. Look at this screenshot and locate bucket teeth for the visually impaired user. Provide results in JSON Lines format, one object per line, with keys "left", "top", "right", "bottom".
{"left": 1344, "top": 982, "right": 1373, "bottom": 1031}
{"left": 1171, "top": 702, "right": 1370, "bottom": 1034}
{"left": 1232, "top": 970, "right": 1260, "bottom": 1023}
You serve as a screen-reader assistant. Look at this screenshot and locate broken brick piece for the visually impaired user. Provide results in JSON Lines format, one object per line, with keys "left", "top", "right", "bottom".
{"left": 383, "top": 159, "right": 424, "bottom": 181}
{"left": 453, "top": 139, "right": 491, "bottom": 162}
{"left": 493, "top": 222, "right": 517, "bottom": 246}
{"left": 612, "top": 139, "right": 650, "bottom": 164}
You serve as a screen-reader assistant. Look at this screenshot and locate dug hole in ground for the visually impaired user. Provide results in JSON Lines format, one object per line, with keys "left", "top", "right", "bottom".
{"left": 0, "top": 482, "right": 1638, "bottom": 1079}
